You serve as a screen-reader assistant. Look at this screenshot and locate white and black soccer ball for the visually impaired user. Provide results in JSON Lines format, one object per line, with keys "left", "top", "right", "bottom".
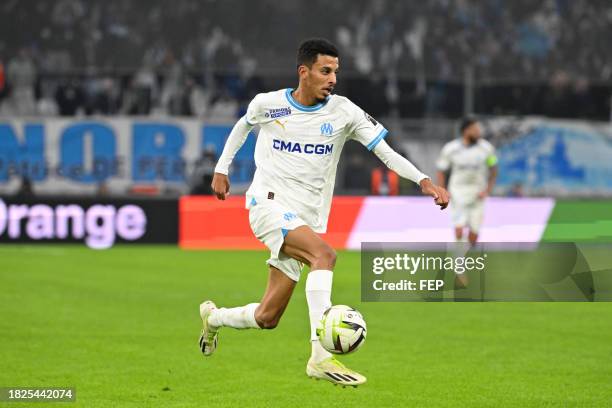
{"left": 316, "top": 305, "right": 367, "bottom": 354}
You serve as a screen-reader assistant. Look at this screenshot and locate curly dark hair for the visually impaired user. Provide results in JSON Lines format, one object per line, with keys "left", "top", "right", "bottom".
{"left": 296, "top": 38, "right": 339, "bottom": 68}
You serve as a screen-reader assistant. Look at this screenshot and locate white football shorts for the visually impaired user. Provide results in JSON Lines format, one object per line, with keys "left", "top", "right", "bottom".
{"left": 450, "top": 198, "right": 484, "bottom": 233}
{"left": 248, "top": 197, "right": 307, "bottom": 282}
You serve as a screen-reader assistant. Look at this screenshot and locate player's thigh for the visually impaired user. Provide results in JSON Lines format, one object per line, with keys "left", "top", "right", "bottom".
{"left": 451, "top": 203, "right": 467, "bottom": 227}
{"left": 248, "top": 201, "right": 307, "bottom": 260}
{"left": 467, "top": 201, "right": 485, "bottom": 232}
{"left": 257, "top": 265, "right": 297, "bottom": 320}
{"left": 282, "top": 225, "right": 336, "bottom": 268}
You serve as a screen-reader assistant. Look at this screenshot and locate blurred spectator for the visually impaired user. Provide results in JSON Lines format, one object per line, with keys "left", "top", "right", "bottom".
{"left": 37, "top": 81, "right": 60, "bottom": 116}
{"left": 121, "top": 60, "right": 158, "bottom": 115}
{"left": 571, "top": 77, "right": 596, "bottom": 119}
{"left": 208, "top": 90, "right": 239, "bottom": 120}
{"left": 542, "top": 70, "right": 573, "bottom": 118}
{"left": 189, "top": 147, "right": 217, "bottom": 195}
{"left": 159, "top": 51, "right": 185, "bottom": 115}
{"left": 6, "top": 48, "right": 37, "bottom": 115}
{"left": 55, "top": 78, "right": 86, "bottom": 116}
{"left": 371, "top": 167, "right": 399, "bottom": 196}
{"left": 85, "top": 76, "right": 120, "bottom": 115}
{"left": 15, "top": 177, "right": 35, "bottom": 197}
{"left": 184, "top": 77, "right": 211, "bottom": 117}
{"left": 507, "top": 182, "right": 524, "bottom": 198}
{"left": 342, "top": 152, "right": 370, "bottom": 194}
{"left": 97, "top": 182, "right": 109, "bottom": 196}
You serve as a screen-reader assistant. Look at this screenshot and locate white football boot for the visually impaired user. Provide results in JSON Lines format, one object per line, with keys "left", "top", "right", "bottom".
{"left": 198, "top": 300, "right": 219, "bottom": 356}
{"left": 306, "top": 356, "right": 366, "bottom": 387}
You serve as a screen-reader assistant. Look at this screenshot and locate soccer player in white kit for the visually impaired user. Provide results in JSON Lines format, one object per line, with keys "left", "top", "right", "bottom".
{"left": 199, "top": 39, "right": 449, "bottom": 386}
{"left": 436, "top": 118, "right": 498, "bottom": 246}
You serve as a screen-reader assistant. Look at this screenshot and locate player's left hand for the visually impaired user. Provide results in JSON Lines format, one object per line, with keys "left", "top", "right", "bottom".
{"left": 419, "top": 178, "right": 449, "bottom": 210}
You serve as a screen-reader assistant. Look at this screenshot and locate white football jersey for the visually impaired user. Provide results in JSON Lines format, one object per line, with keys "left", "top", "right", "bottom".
{"left": 436, "top": 138, "right": 497, "bottom": 204}
{"left": 244, "top": 88, "right": 388, "bottom": 232}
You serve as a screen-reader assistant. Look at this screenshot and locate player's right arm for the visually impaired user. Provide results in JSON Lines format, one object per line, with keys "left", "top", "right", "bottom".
{"left": 436, "top": 171, "right": 447, "bottom": 189}
{"left": 344, "top": 100, "right": 449, "bottom": 209}
{"left": 372, "top": 140, "right": 449, "bottom": 209}
{"left": 212, "top": 96, "right": 261, "bottom": 200}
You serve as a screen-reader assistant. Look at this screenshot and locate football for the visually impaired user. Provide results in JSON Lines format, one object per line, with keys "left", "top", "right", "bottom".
{"left": 316, "top": 305, "right": 367, "bottom": 354}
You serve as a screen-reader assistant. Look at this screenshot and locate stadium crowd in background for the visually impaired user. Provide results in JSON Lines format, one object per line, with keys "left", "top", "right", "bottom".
{"left": 0, "top": 0, "right": 610, "bottom": 119}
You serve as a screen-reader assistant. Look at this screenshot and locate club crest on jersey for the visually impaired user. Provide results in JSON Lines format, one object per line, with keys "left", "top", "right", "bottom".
{"left": 320, "top": 122, "right": 334, "bottom": 136}
{"left": 283, "top": 212, "right": 297, "bottom": 221}
{"left": 272, "top": 139, "right": 333, "bottom": 155}
{"left": 265, "top": 107, "right": 292, "bottom": 119}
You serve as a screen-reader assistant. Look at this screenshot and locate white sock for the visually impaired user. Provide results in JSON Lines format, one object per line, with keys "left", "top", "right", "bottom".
{"left": 311, "top": 339, "right": 332, "bottom": 363}
{"left": 208, "top": 303, "right": 260, "bottom": 329}
{"left": 306, "top": 269, "right": 333, "bottom": 363}
{"left": 451, "top": 241, "right": 470, "bottom": 275}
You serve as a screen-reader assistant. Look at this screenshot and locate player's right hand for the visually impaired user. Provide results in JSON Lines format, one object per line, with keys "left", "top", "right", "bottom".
{"left": 419, "top": 178, "right": 450, "bottom": 210}
{"left": 211, "top": 172, "right": 230, "bottom": 200}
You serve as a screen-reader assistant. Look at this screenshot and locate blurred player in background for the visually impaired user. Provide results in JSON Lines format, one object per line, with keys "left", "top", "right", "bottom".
{"left": 436, "top": 117, "right": 497, "bottom": 244}
{"left": 436, "top": 118, "right": 497, "bottom": 286}
{"left": 199, "top": 38, "right": 449, "bottom": 387}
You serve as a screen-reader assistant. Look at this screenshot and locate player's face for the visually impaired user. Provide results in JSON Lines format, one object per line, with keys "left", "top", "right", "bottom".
{"left": 464, "top": 122, "right": 482, "bottom": 144}
{"left": 301, "top": 54, "right": 339, "bottom": 102}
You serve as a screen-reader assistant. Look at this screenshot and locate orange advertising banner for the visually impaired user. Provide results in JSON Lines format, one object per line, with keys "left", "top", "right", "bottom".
{"left": 179, "top": 196, "right": 365, "bottom": 249}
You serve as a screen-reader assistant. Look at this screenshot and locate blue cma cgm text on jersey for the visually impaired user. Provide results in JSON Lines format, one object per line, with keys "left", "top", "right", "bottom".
{"left": 272, "top": 139, "right": 333, "bottom": 155}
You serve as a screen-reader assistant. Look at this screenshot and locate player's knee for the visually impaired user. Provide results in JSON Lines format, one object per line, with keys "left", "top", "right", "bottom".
{"left": 261, "top": 318, "right": 280, "bottom": 329}
{"left": 313, "top": 245, "right": 336, "bottom": 269}
{"left": 255, "top": 309, "right": 281, "bottom": 329}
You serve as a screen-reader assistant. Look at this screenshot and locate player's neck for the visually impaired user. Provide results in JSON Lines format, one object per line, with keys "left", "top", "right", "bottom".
{"left": 292, "top": 87, "right": 319, "bottom": 107}
{"left": 462, "top": 137, "right": 476, "bottom": 146}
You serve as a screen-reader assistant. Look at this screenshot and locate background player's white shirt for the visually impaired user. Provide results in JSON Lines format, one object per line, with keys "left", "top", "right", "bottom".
{"left": 436, "top": 138, "right": 497, "bottom": 205}
{"left": 245, "top": 88, "right": 388, "bottom": 233}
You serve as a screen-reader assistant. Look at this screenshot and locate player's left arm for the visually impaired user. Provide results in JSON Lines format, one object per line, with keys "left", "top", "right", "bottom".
{"left": 373, "top": 139, "right": 449, "bottom": 209}
{"left": 479, "top": 165, "right": 498, "bottom": 199}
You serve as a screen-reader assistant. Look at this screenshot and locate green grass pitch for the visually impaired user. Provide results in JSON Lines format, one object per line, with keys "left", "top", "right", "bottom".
{"left": 1, "top": 200, "right": 611, "bottom": 407}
